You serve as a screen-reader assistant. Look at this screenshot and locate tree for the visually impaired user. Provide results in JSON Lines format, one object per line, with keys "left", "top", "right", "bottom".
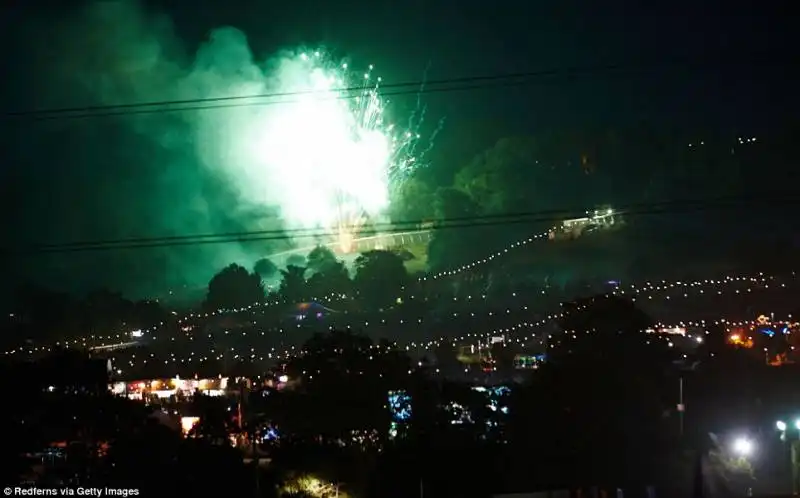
{"left": 306, "top": 246, "right": 339, "bottom": 276}
{"left": 286, "top": 254, "right": 307, "bottom": 268}
{"left": 432, "top": 186, "right": 480, "bottom": 221}
{"left": 275, "top": 330, "right": 411, "bottom": 439}
{"left": 307, "top": 263, "right": 351, "bottom": 299}
{"left": 389, "top": 176, "right": 435, "bottom": 223}
{"left": 187, "top": 393, "right": 233, "bottom": 444}
{"left": 554, "top": 294, "right": 664, "bottom": 366}
{"left": 130, "top": 299, "right": 167, "bottom": 329}
{"left": 279, "top": 264, "right": 307, "bottom": 302}
{"left": 204, "top": 263, "right": 265, "bottom": 311}
{"left": 426, "top": 187, "right": 488, "bottom": 272}
{"left": 508, "top": 295, "right": 675, "bottom": 487}
{"left": 254, "top": 257, "right": 279, "bottom": 280}
{"left": 353, "top": 250, "right": 408, "bottom": 309}
{"left": 455, "top": 136, "right": 541, "bottom": 214}
{"left": 11, "top": 283, "right": 78, "bottom": 341}
{"left": 454, "top": 133, "right": 594, "bottom": 215}
{"left": 305, "top": 246, "right": 351, "bottom": 297}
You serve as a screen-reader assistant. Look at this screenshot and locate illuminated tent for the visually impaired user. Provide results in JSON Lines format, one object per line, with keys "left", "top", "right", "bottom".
{"left": 291, "top": 301, "right": 338, "bottom": 320}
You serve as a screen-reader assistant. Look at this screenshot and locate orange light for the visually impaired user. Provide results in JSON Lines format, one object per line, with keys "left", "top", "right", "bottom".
{"left": 180, "top": 417, "right": 200, "bottom": 436}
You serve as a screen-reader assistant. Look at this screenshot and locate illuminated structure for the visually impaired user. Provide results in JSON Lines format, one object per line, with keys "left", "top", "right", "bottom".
{"left": 110, "top": 376, "right": 229, "bottom": 401}
{"left": 549, "top": 206, "right": 617, "bottom": 240}
{"left": 456, "top": 342, "right": 498, "bottom": 372}
{"left": 456, "top": 344, "right": 485, "bottom": 365}
{"left": 291, "top": 301, "right": 336, "bottom": 321}
{"left": 727, "top": 315, "right": 800, "bottom": 365}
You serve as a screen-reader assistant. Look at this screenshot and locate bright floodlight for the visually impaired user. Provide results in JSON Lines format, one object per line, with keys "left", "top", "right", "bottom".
{"left": 777, "top": 420, "right": 787, "bottom": 431}
{"left": 733, "top": 437, "right": 753, "bottom": 456}
{"left": 794, "top": 419, "right": 800, "bottom": 431}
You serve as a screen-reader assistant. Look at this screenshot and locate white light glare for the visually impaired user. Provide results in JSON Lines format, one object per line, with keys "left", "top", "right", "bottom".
{"left": 733, "top": 437, "right": 753, "bottom": 456}
{"left": 777, "top": 420, "right": 787, "bottom": 431}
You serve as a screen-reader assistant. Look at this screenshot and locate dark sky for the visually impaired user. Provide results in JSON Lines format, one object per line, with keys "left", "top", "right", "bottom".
{"left": 140, "top": 1, "right": 797, "bottom": 131}
{"left": 0, "top": 0, "right": 797, "bottom": 299}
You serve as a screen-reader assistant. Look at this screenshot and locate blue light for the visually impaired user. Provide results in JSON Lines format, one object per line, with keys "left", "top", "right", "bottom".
{"left": 262, "top": 427, "right": 279, "bottom": 441}
{"left": 388, "top": 390, "right": 412, "bottom": 421}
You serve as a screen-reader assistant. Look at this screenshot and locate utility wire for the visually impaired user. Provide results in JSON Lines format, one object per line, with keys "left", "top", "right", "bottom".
{"left": 13, "top": 194, "right": 799, "bottom": 255}
{"left": 20, "top": 192, "right": 783, "bottom": 249}
{"left": 4, "top": 54, "right": 788, "bottom": 121}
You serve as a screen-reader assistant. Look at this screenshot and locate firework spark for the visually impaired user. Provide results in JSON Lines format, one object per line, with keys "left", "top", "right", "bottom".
{"left": 243, "top": 50, "right": 429, "bottom": 253}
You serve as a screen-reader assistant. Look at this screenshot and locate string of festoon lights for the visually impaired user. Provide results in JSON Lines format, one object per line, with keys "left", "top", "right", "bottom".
{"left": 6, "top": 271, "right": 794, "bottom": 366}
{"left": 127, "top": 228, "right": 554, "bottom": 328}
{"left": 14, "top": 217, "right": 784, "bottom": 352}
{"left": 427, "top": 315, "right": 797, "bottom": 353}
{"left": 133, "top": 229, "right": 553, "bottom": 328}
{"left": 63, "top": 314, "right": 800, "bottom": 377}
{"left": 5, "top": 271, "right": 788, "bottom": 354}
{"left": 156, "top": 272, "right": 791, "bottom": 336}
{"left": 419, "top": 231, "right": 551, "bottom": 281}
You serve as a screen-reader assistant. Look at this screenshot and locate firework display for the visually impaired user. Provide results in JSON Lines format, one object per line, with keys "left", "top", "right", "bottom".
{"left": 247, "top": 50, "right": 428, "bottom": 253}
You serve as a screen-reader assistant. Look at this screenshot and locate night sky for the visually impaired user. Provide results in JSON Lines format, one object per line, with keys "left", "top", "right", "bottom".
{"left": 1, "top": 0, "right": 797, "bottom": 299}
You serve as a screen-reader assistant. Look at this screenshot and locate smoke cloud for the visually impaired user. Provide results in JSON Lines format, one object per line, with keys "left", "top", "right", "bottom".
{"left": 5, "top": 0, "right": 343, "bottom": 298}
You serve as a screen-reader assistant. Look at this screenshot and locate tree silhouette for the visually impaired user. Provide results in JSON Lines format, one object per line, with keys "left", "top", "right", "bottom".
{"left": 12, "top": 284, "right": 77, "bottom": 341}
{"left": 307, "top": 263, "right": 351, "bottom": 298}
{"left": 554, "top": 294, "right": 663, "bottom": 366}
{"left": 353, "top": 250, "right": 408, "bottom": 309}
{"left": 188, "top": 392, "right": 233, "bottom": 444}
{"left": 254, "top": 257, "right": 279, "bottom": 280}
{"left": 508, "top": 294, "right": 675, "bottom": 488}
{"left": 306, "top": 246, "right": 339, "bottom": 275}
{"left": 305, "top": 246, "right": 352, "bottom": 297}
{"left": 276, "top": 330, "right": 412, "bottom": 439}
{"left": 426, "top": 187, "right": 488, "bottom": 271}
{"left": 279, "top": 264, "right": 307, "bottom": 302}
{"left": 286, "top": 254, "right": 307, "bottom": 268}
{"left": 205, "top": 263, "right": 265, "bottom": 311}
{"left": 389, "top": 176, "right": 435, "bottom": 223}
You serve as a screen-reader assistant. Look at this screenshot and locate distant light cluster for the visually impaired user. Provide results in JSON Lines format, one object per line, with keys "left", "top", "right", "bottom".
{"left": 4, "top": 271, "right": 787, "bottom": 360}
{"left": 5, "top": 280, "right": 793, "bottom": 383}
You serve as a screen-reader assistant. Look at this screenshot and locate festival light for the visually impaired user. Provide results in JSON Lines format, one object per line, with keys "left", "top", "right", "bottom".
{"left": 420, "top": 232, "right": 550, "bottom": 280}
{"left": 5, "top": 219, "right": 796, "bottom": 369}
{"left": 5, "top": 271, "right": 794, "bottom": 358}
{"left": 11, "top": 314, "right": 797, "bottom": 378}
{"left": 732, "top": 436, "right": 754, "bottom": 457}
{"left": 89, "top": 313, "right": 794, "bottom": 378}
{"left": 19, "top": 312, "right": 793, "bottom": 378}
{"left": 25, "top": 225, "right": 789, "bottom": 350}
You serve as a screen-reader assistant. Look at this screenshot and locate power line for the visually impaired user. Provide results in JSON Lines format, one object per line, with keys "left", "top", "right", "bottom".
{"left": 19, "top": 192, "right": 779, "bottom": 249}
{"left": 4, "top": 54, "right": 787, "bottom": 121}
{"left": 13, "top": 194, "right": 799, "bottom": 255}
